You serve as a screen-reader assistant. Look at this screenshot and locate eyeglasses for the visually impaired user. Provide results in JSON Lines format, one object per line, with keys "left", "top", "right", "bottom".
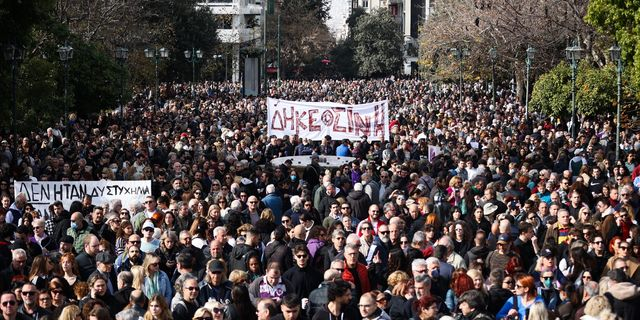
{"left": 593, "top": 241, "right": 603, "bottom": 244}
{"left": 185, "top": 286, "right": 200, "bottom": 291}
{"left": 341, "top": 207, "right": 350, "bottom": 210}
{"left": 379, "top": 231, "right": 389, "bottom": 235}
{"left": 144, "top": 228, "right": 154, "bottom": 232}
{"left": 129, "top": 240, "right": 141, "bottom": 244}
{"left": 21, "top": 291, "right": 36, "bottom": 296}
{"left": 51, "top": 290, "right": 62, "bottom": 295}
{"left": 296, "top": 255, "right": 308, "bottom": 259}
{"left": 400, "top": 240, "right": 409, "bottom": 244}
{"left": 249, "top": 201, "right": 258, "bottom": 204}
{"left": 39, "top": 297, "right": 51, "bottom": 301}
{"left": 361, "top": 227, "right": 371, "bottom": 230}
{"left": 1, "top": 301, "right": 16, "bottom": 306}
{"left": 620, "top": 246, "right": 629, "bottom": 250}
{"left": 213, "top": 308, "right": 224, "bottom": 314}
{"left": 282, "top": 219, "right": 290, "bottom": 223}
{"left": 541, "top": 276, "right": 553, "bottom": 280}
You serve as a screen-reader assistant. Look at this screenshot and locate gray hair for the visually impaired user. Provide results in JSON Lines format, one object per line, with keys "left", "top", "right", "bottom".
{"left": 266, "top": 184, "right": 276, "bottom": 194}
{"left": 213, "top": 226, "right": 227, "bottom": 238}
{"left": 411, "top": 258, "right": 427, "bottom": 271}
{"left": 412, "top": 231, "right": 426, "bottom": 244}
{"left": 115, "top": 308, "right": 141, "bottom": 320}
{"left": 117, "top": 271, "right": 133, "bottom": 286}
{"left": 346, "top": 233, "right": 360, "bottom": 246}
{"left": 425, "top": 257, "right": 440, "bottom": 267}
{"left": 332, "top": 229, "right": 346, "bottom": 239}
{"left": 12, "top": 248, "right": 27, "bottom": 260}
{"left": 175, "top": 273, "right": 198, "bottom": 293}
{"left": 230, "top": 199, "right": 243, "bottom": 211}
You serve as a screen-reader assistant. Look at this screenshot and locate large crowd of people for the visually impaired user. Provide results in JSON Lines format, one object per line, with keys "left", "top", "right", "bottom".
{"left": 0, "top": 78, "right": 639, "bottom": 320}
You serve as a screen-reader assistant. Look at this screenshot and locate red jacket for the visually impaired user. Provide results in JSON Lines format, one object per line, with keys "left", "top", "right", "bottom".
{"left": 342, "top": 263, "right": 371, "bottom": 294}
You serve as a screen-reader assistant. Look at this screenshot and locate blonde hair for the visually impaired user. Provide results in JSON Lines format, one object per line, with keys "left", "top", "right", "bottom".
{"left": 260, "top": 208, "right": 275, "bottom": 222}
{"left": 584, "top": 295, "right": 612, "bottom": 317}
{"left": 59, "top": 305, "right": 82, "bottom": 320}
{"left": 527, "top": 302, "right": 548, "bottom": 320}
{"left": 131, "top": 265, "right": 145, "bottom": 290}
{"left": 387, "top": 270, "right": 411, "bottom": 288}
{"left": 229, "top": 270, "right": 248, "bottom": 285}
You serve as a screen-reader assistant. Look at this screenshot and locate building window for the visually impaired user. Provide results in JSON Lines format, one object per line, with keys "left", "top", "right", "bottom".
{"left": 362, "top": 0, "right": 368, "bottom": 7}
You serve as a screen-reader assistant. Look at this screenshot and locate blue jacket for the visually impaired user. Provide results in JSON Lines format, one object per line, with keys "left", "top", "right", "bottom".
{"left": 496, "top": 295, "right": 545, "bottom": 320}
{"left": 262, "top": 193, "right": 283, "bottom": 222}
{"left": 144, "top": 270, "right": 173, "bottom": 303}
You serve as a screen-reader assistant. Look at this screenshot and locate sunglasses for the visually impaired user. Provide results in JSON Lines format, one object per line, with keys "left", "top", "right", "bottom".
{"left": 185, "top": 286, "right": 200, "bottom": 291}
{"left": 213, "top": 308, "right": 224, "bottom": 313}
{"left": 379, "top": 231, "right": 389, "bottom": 235}
{"left": 400, "top": 240, "right": 409, "bottom": 244}
{"left": 21, "top": 291, "right": 36, "bottom": 296}
{"left": 1, "top": 301, "right": 16, "bottom": 306}
{"left": 296, "top": 255, "right": 308, "bottom": 259}
{"left": 282, "top": 219, "right": 290, "bottom": 223}
{"left": 129, "top": 240, "right": 141, "bottom": 244}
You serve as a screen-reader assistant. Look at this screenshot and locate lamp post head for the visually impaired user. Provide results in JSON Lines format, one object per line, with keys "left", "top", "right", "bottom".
{"left": 609, "top": 44, "right": 621, "bottom": 63}
{"left": 144, "top": 48, "right": 154, "bottom": 58}
{"left": 526, "top": 46, "right": 536, "bottom": 66}
{"left": 196, "top": 50, "right": 203, "bottom": 59}
{"left": 184, "top": 50, "right": 191, "bottom": 59}
{"left": 489, "top": 48, "right": 497, "bottom": 62}
{"left": 4, "top": 44, "right": 25, "bottom": 62}
{"left": 115, "top": 47, "right": 128, "bottom": 61}
{"left": 565, "top": 45, "right": 582, "bottom": 62}
{"left": 159, "top": 47, "right": 169, "bottom": 58}
{"left": 58, "top": 44, "right": 74, "bottom": 61}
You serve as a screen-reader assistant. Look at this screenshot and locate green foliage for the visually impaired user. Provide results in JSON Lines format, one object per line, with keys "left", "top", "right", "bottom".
{"left": 353, "top": 9, "right": 403, "bottom": 78}
{"left": 331, "top": 39, "right": 358, "bottom": 79}
{"left": 586, "top": 0, "right": 640, "bottom": 99}
{"left": 18, "top": 57, "right": 62, "bottom": 130}
{"left": 530, "top": 61, "right": 617, "bottom": 118}
{"left": 530, "top": 62, "right": 571, "bottom": 117}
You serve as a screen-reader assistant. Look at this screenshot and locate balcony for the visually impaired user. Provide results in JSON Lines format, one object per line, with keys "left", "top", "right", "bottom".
{"left": 217, "top": 27, "right": 262, "bottom": 43}
{"left": 196, "top": 0, "right": 262, "bottom": 15}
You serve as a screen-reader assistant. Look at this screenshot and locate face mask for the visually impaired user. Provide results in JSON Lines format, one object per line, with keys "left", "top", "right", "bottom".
{"left": 291, "top": 175, "right": 297, "bottom": 181}
{"left": 111, "top": 168, "right": 118, "bottom": 173}
{"left": 431, "top": 268, "right": 440, "bottom": 278}
{"left": 70, "top": 222, "right": 78, "bottom": 230}
{"left": 543, "top": 278, "right": 553, "bottom": 288}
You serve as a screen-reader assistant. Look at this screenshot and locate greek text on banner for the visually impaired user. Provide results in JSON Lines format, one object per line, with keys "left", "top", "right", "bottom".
{"left": 14, "top": 180, "right": 152, "bottom": 215}
{"left": 267, "top": 98, "right": 390, "bottom": 141}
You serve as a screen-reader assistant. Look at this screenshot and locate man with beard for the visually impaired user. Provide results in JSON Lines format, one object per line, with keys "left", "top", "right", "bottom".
{"left": 76, "top": 235, "right": 101, "bottom": 281}
{"left": 50, "top": 201, "right": 70, "bottom": 244}
{"left": 115, "top": 235, "right": 145, "bottom": 273}
{"left": 88, "top": 206, "right": 106, "bottom": 238}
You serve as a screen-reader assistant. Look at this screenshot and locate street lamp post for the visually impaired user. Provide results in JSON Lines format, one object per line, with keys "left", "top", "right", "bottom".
{"left": 609, "top": 44, "right": 623, "bottom": 162}
{"left": 4, "top": 44, "right": 25, "bottom": 159}
{"left": 115, "top": 47, "right": 128, "bottom": 125}
{"left": 525, "top": 46, "right": 536, "bottom": 119}
{"left": 489, "top": 48, "right": 497, "bottom": 107}
{"left": 184, "top": 48, "right": 203, "bottom": 84}
{"left": 144, "top": 47, "right": 169, "bottom": 113}
{"left": 451, "top": 46, "right": 470, "bottom": 106}
{"left": 58, "top": 42, "right": 73, "bottom": 138}
{"left": 565, "top": 43, "right": 582, "bottom": 140}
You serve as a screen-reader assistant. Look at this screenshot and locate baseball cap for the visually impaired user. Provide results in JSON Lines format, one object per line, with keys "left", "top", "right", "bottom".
{"left": 540, "top": 248, "right": 554, "bottom": 258}
{"left": 208, "top": 260, "right": 225, "bottom": 273}
{"left": 142, "top": 220, "right": 155, "bottom": 230}
{"left": 497, "top": 233, "right": 510, "bottom": 244}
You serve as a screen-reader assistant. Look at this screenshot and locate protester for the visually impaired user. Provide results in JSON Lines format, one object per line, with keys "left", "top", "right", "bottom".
{"left": 0, "top": 77, "right": 638, "bottom": 320}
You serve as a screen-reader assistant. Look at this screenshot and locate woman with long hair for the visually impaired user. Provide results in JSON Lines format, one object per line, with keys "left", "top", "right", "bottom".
{"left": 255, "top": 208, "right": 277, "bottom": 245}
{"left": 445, "top": 269, "right": 475, "bottom": 311}
{"left": 189, "top": 217, "right": 209, "bottom": 249}
{"left": 224, "top": 284, "right": 257, "bottom": 320}
{"left": 59, "top": 304, "right": 82, "bottom": 320}
{"left": 206, "top": 205, "right": 223, "bottom": 229}
{"left": 142, "top": 252, "right": 173, "bottom": 303}
{"left": 131, "top": 265, "right": 145, "bottom": 291}
{"left": 497, "top": 274, "right": 544, "bottom": 320}
{"left": 162, "top": 210, "right": 179, "bottom": 233}
{"left": 452, "top": 220, "right": 473, "bottom": 257}
{"left": 144, "top": 294, "right": 173, "bottom": 320}
{"left": 60, "top": 253, "right": 81, "bottom": 289}
{"left": 155, "top": 231, "right": 179, "bottom": 276}
{"left": 115, "top": 220, "right": 134, "bottom": 256}
{"left": 28, "top": 255, "right": 54, "bottom": 289}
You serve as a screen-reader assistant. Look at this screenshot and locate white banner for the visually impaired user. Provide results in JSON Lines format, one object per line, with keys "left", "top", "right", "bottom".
{"left": 267, "top": 98, "right": 390, "bottom": 141}
{"left": 14, "top": 180, "right": 152, "bottom": 216}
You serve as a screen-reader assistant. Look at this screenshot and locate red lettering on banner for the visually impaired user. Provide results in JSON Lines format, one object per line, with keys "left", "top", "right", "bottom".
{"left": 354, "top": 112, "right": 372, "bottom": 137}
{"left": 271, "top": 110, "right": 284, "bottom": 130}
{"left": 374, "top": 104, "right": 386, "bottom": 137}
{"left": 346, "top": 108, "right": 353, "bottom": 133}
{"left": 308, "top": 109, "right": 320, "bottom": 131}
{"left": 295, "top": 110, "right": 308, "bottom": 135}
{"left": 282, "top": 106, "right": 295, "bottom": 130}
{"left": 332, "top": 107, "right": 346, "bottom": 132}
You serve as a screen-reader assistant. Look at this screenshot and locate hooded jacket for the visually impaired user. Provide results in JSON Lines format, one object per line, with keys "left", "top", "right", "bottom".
{"left": 605, "top": 281, "right": 640, "bottom": 320}
{"left": 347, "top": 190, "right": 372, "bottom": 220}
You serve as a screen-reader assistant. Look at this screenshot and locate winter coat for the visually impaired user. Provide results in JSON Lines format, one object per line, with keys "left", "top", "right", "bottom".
{"left": 604, "top": 281, "right": 640, "bottom": 320}
{"left": 347, "top": 190, "right": 372, "bottom": 220}
{"left": 282, "top": 265, "right": 323, "bottom": 299}
{"left": 263, "top": 239, "right": 293, "bottom": 272}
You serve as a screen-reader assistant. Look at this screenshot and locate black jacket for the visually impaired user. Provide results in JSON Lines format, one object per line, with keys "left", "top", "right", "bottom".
{"left": 76, "top": 251, "right": 97, "bottom": 281}
{"left": 282, "top": 265, "right": 323, "bottom": 299}
{"left": 347, "top": 190, "right": 371, "bottom": 220}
